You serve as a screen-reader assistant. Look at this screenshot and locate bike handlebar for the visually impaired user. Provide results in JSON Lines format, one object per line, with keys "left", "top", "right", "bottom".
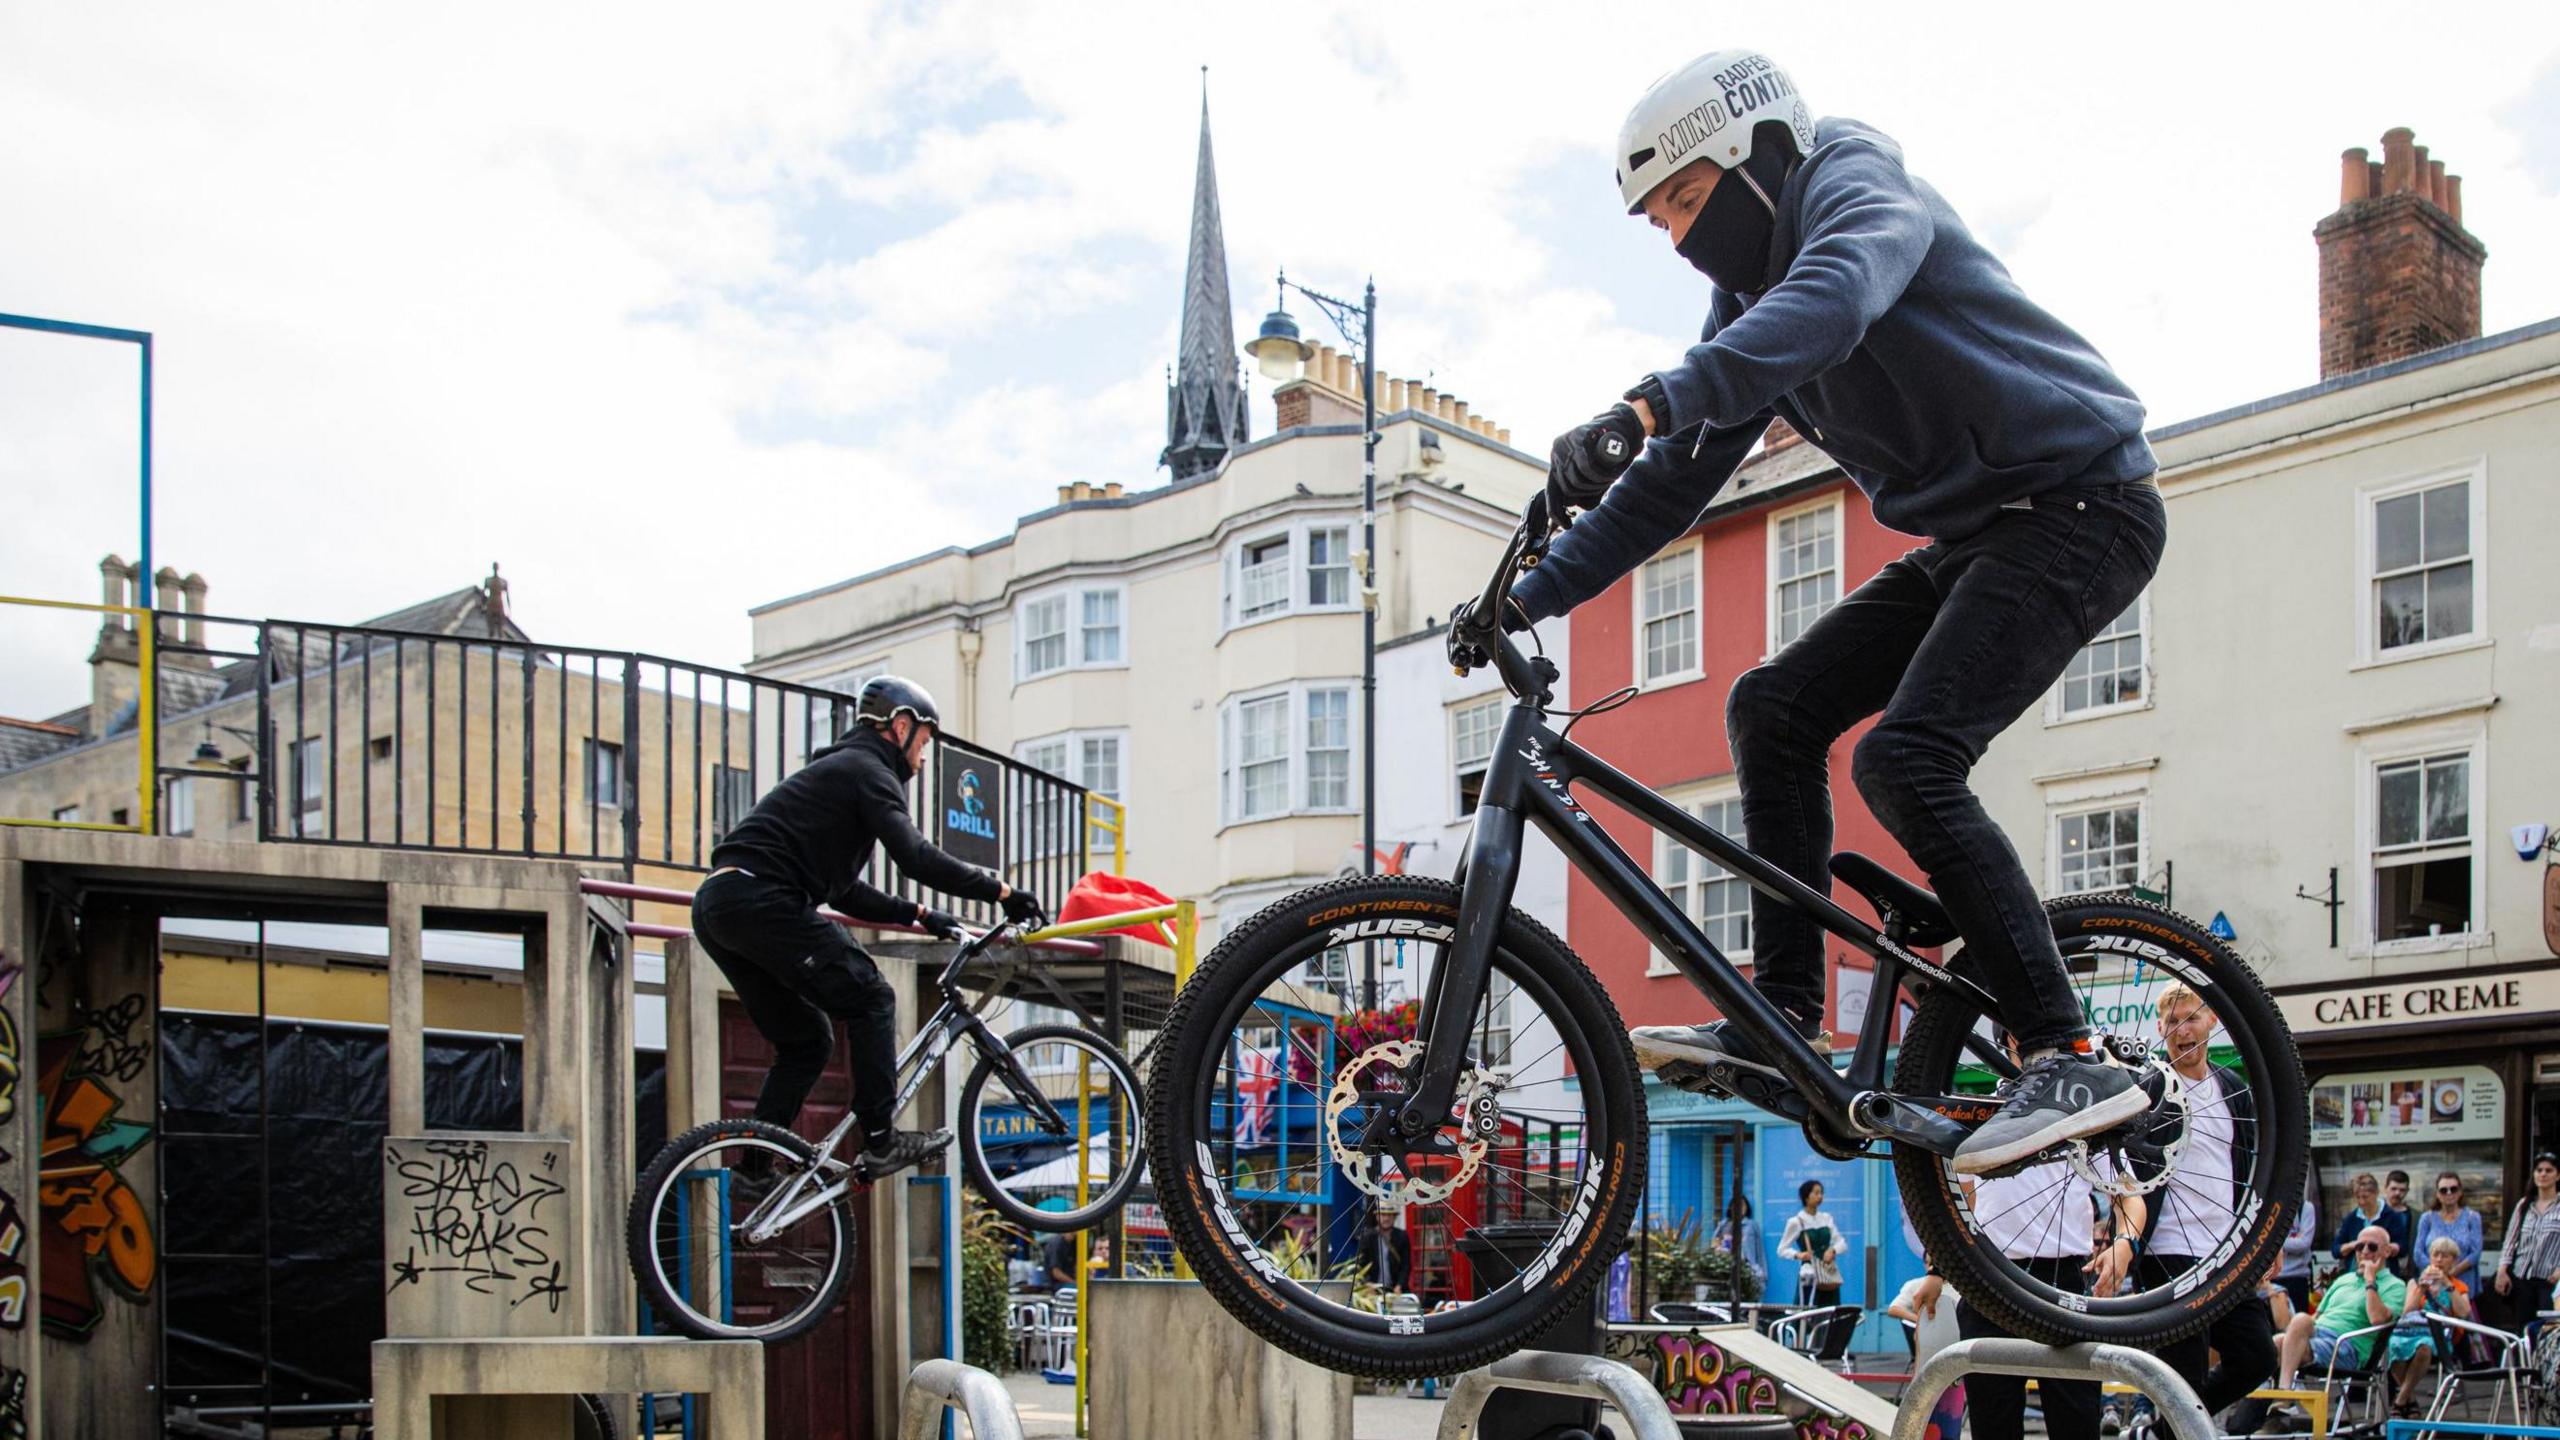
{"left": 1450, "top": 491, "right": 1562, "bottom": 699}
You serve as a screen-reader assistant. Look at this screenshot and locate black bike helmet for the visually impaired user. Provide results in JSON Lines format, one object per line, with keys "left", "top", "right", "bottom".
{"left": 854, "top": 674, "right": 940, "bottom": 732}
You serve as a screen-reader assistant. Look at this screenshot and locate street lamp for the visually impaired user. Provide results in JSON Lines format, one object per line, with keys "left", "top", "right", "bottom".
{"left": 1248, "top": 270, "right": 1383, "bottom": 1011}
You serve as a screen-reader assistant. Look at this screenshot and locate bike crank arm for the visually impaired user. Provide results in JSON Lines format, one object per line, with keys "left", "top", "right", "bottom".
{"left": 1846, "top": 1091, "right": 1983, "bottom": 1158}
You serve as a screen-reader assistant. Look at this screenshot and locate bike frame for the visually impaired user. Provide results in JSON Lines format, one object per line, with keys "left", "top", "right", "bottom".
{"left": 747, "top": 926, "right": 1074, "bottom": 1237}
{"left": 1408, "top": 514, "right": 2013, "bottom": 1161}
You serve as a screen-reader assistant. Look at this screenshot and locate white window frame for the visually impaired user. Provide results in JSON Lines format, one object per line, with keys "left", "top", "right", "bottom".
{"left": 1016, "top": 582, "right": 1128, "bottom": 682}
{"left": 811, "top": 658, "right": 889, "bottom": 696}
{"left": 1649, "top": 784, "right": 1751, "bottom": 976}
{"left": 1217, "top": 681, "right": 1360, "bottom": 828}
{"left": 1765, "top": 493, "right": 1844, "bottom": 656}
{"left": 1450, "top": 696, "right": 1504, "bottom": 819}
{"left": 2050, "top": 799, "right": 2147, "bottom": 896}
{"left": 2036, "top": 763, "right": 2154, "bottom": 897}
{"left": 1221, "top": 519, "right": 1361, "bottom": 634}
{"left": 295, "top": 736, "right": 326, "bottom": 836}
{"left": 2354, "top": 719, "right": 2489, "bottom": 958}
{"left": 2355, "top": 460, "right": 2489, "bottom": 668}
{"left": 52, "top": 804, "right": 81, "bottom": 824}
{"left": 2046, "top": 591, "right": 2153, "bottom": 725}
{"left": 1012, "top": 727, "right": 1128, "bottom": 799}
{"left": 1633, "top": 539, "right": 1704, "bottom": 690}
{"left": 166, "top": 776, "right": 196, "bottom": 837}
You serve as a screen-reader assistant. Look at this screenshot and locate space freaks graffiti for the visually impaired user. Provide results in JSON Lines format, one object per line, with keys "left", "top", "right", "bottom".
{"left": 38, "top": 996, "right": 160, "bottom": 1339}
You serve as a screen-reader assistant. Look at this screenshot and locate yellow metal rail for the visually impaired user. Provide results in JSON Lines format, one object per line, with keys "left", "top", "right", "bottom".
{"left": 1084, "top": 792, "right": 1127, "bottom": 875}
{"left": 0, "top": 595, "right": 156, "bottom": 835}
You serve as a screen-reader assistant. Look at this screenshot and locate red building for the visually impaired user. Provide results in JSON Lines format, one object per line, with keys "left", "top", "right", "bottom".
{"left": 1561, "top": 424, "right": 1927, "bottom": 1038}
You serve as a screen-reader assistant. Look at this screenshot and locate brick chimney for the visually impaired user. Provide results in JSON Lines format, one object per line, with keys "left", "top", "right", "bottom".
{"left": 2315, "top": 127, "right": 2487, "bottom": 378}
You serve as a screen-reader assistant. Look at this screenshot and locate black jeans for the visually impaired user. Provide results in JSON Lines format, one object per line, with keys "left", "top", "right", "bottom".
{"left": 692, "top": 869, "right": 900, "bottom": 1137}
{"left": 1959, "top": 1257, "right": 2101, "bottom": 1440}
{"left": 2147, "top": 1252, "right": 2278, "bottom": 1416}
{"left": 1728, "top": 480, "right": 2167, "bottom": 1049}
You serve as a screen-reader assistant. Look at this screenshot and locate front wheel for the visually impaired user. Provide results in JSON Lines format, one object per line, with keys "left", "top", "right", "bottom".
{"left": 1147, "top": 876, "right": 1646, "bottom": 1379}
{"left": 959, "top": 1024, "right": 1146, "bottom": 1232}
{"left": 1893, "top": 894, "right": 2307, "bottom": 1347}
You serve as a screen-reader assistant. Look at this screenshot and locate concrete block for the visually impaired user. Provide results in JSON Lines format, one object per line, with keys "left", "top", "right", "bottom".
{"left": 384, "top": 1135, "right": 578, "bottom": 1338}
{"left": 374, "top": 1335, "right": 763, "bottom": 1439}
{"left": 1088, "top": 1279, "right": 1352, "bottom": 1440}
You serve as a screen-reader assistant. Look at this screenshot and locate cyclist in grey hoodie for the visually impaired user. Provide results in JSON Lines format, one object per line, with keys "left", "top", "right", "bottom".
{"left": 1500, "top": 49, "right": 2162, "bottom": 1173}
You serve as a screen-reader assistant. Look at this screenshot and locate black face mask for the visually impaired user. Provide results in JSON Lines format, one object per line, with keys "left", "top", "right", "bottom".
{"left": 1675, "top": 146, "right": 1790, "bottom": 293}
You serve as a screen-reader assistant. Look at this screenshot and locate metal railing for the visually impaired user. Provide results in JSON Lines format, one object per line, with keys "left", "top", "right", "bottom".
{"left": 899, "top": 1359, "right": 1025, "bottom": 1440}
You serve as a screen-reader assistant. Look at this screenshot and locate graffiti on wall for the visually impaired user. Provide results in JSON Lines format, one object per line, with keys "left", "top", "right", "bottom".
{"left": 0, "top": 1365, "right": 23, "bottom": 1440}
{"left": 1599, "top": 1328, "right": 1876, "bottom": 1440}
{"left": 37, "top": 994, "right": 161, "bottom": 1339}
{"left": 385, "top": 1138, "right": 570, "bottom": 1313}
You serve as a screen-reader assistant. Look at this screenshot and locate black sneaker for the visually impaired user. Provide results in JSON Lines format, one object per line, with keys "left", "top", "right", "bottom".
{"left": 727, "top": 1157, "right": 779, "bottom": 1210}
{"left": 858, "top": 1127, "right": 953, "bottom": 1179}
{"left": 1629, "top": 1013, "right": 1829, "bottom": 1094}
{"left": 1951, "top": 1050, "right": 2150, "bottom": 1175}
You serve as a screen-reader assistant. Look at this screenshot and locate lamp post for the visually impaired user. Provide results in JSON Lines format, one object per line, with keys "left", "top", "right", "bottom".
{"left": 1247, "top": 271, "right": 1382, "bottom": 1011}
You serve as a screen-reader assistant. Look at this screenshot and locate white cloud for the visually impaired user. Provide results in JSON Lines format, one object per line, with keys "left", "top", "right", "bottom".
{"left": 4, "top": 0, "right": 2558, "bottom": 724}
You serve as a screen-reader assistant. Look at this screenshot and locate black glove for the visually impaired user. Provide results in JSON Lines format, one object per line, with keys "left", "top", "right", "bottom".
{"left": 917, "top": 906, "right": 966, "bottom": 941}
{"left": 1000, "top": 888, "right": 1048, "bottom": 928}
{"left": 1544, "top": 402, "right": 1646, "bottom": 519}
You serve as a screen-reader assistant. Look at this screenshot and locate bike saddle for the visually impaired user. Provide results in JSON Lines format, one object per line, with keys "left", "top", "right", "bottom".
{"left": 1829, "top": 851, "right": 1960, "bottom": 948}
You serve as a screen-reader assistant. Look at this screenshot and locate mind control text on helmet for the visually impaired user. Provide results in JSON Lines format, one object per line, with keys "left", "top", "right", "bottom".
{"left": 1658, "top": 61, "right": 1799, "bottom": 168}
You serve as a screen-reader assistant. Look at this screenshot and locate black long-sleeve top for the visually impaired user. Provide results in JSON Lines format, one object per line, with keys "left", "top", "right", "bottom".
{"left": 710, "top": 727, "right": 1003, "bottom": 920}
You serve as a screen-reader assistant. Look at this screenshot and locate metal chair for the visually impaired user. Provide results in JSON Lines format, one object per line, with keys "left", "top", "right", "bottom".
{"left": 1009, "top": 1298, "right": 1053, "bottom": 1372}
{"left": 2300, "top": 1320, "right": 2399, "bottom": 1434}
{"left": 1771, "top": 1304, "right": 1864, "bottom": 1367}
{"left": 2418, "top": 1312, "right": 2528, "bottom": 1428}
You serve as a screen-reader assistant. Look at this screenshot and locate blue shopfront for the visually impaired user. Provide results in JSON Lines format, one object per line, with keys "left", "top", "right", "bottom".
{"left": 1634, "top": 1077, "right": 1919, "bottom": 1354}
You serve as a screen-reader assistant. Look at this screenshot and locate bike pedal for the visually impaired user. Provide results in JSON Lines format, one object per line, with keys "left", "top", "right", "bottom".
{"left": 1655, "top": 1061, "right": 1735, "bottom": 1098}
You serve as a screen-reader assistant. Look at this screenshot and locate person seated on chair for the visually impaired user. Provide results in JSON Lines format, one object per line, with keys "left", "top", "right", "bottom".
{"left": 2385, "top": 1236, "right": 2473, "bottom": 1418}
{"left": 2277, "top": 1226, "right": 2407, "bottom": 1387}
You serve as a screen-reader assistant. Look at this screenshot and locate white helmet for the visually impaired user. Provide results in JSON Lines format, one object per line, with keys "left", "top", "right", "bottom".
{"left": 1614, "top": 49, "right": 1816, "bottom": 215}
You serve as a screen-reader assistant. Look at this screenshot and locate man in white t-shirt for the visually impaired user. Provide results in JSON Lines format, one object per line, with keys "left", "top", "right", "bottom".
{"left": 1935, "top": 1155, "right": 2139, "bottom": 1440}
{"left": 2140, "top": 983, "right": 2276, "bottom": 1418}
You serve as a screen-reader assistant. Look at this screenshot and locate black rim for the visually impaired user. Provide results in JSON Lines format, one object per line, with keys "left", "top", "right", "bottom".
{"left": 1178, "top": 908, "right": 1617, "bottom": 1336}
{"left": 1907, "top": 910, "right": 2296, "bottom": 1320}
{"left": 968, "top": 1032, "right": 1142, "bottom": 1227}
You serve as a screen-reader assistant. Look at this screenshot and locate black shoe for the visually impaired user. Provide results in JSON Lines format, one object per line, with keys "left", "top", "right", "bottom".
{"left": 858, "top": 1127, "right": 953, "bottom": 1179}
{"left": 728, "top": 1158, "right": 778, "bottom": 1209}
{"left": 1951, "top": 1050, "right": 2149, "bottom": 1175}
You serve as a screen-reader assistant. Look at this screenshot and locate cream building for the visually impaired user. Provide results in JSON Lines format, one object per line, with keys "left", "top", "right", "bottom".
{"left": 1974, "top": 130, "right": 2560, "bottom": 1204}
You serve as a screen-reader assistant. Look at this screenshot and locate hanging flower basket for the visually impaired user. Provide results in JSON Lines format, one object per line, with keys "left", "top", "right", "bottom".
{"left": 1334, "top": 1000, "right": 1421, "bottom": 1058}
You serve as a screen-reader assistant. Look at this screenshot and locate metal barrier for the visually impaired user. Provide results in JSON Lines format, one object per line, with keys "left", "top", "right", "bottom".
{"left": 1896, "top": 1338, "right": 2215, "bottom": 1440}
{"left": 1438, "top": 1350, "right": 1684, "bottom": 1440}
{"left": 899, "top": 1358, "right": 1026, "bottom": 1440}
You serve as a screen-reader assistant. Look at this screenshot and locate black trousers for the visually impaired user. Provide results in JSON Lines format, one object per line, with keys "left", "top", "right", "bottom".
{"left": 1728, "top": 480, "right": 2165, "bottom": 1050}
{"left": 2148, "top": 1252, "right": 2279, "bottom": 1417}
{"left": 692, "top": 869, "right": 900, "bottom": 1136}
{"left": 1959, "top": 1257, "right": 2101, "bottom": 1440}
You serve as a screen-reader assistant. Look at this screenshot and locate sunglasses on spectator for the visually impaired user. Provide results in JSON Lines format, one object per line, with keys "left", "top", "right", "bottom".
{"left": 2440, "top": 1185, "right": 2462, "bottom": 1193}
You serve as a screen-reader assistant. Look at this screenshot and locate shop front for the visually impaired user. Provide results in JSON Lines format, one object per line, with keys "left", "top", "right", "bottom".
{"left": 2275, "top": 959, "right": 2560, "bottom": 1269}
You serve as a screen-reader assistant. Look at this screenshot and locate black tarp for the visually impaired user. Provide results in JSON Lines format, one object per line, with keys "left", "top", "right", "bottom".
{"left": 158, "top": 1012, "right": 667, "bottom": 1408}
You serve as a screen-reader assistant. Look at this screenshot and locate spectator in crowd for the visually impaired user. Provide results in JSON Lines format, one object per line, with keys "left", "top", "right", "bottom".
{"left": 1779, "top": 1180, "right": 1851, "bottom": 1361}
{"left": 2387, "top": 1236, "right": 2473, "bottom": 1418}
{"left": 2416, "top": 1170, "right": 2483, "bottom": 1290}
{"left": 2279, "top": 1226, "right": 2406, "bottom": 1388}
{"left": 1358, "top": 1208, "right": 1412, "bottom": 1294}
{"left": 2334, "top": 1172, "right": 2399, "bottom": 1264}
{"left": 2495, "top": 1153, "right": 2560, "bottom": 1321}
{"left": 2385, "top": 1171, "right": 2420, "bottom": 1279}
{"left": 2143, "top": 982, "right": 2276, "bottom": 1423}
{"left": 1712, "top": 1196, "right": 1766, "bottom": 1305}
{"left": 2279, "top": 1177, "right": 2320, "bottom": 1313}
{"left": 1041, "top": 1231, "right": 1079, "bottom": 1291}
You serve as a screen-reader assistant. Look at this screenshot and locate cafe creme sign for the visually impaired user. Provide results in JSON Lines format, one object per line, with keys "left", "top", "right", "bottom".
{"left": 2281, "top": 966, "right": 2560, "bottom": 1034}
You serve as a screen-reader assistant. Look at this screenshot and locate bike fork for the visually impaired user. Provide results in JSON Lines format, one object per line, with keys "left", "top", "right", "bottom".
{"left": 1400, "top": 799, "right": 1524, "bottom": 1137}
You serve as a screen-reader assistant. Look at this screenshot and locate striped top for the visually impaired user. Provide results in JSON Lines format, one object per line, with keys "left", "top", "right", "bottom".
{"left": 2500, "top": 1193, "right": 2560, "bottom": 1281}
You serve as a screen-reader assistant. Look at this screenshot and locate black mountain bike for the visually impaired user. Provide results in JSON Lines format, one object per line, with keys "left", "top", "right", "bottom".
{"left": 632, "top": 920, "right": 1142, "bottom": 1342}
{"left": 1147, "top": 496, "right": 2305, "bottom": 1378}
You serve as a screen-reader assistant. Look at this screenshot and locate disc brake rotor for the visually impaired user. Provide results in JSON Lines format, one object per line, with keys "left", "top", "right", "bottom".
{"left": 2068, "top": 1056, "right": 2188, "bottom": 1198}
{"left": 1324, "top": 1040, "right": 1498, "bottom": 1206}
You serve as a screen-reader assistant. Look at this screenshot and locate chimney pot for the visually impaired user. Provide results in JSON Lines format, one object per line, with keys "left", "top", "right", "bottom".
{"left": 2381, "top": 127, "right": 2416, "bottom": 194}
{"left": 1103, "top": 482, "right": 1123, "bottom": 498}
{"left": 1451, "top": 398, "right": 1470, "bottom": 426}
{"left": 180, "top": 573, "right": 209, "bottom": 648}
{"left": 2413, "top": 143, "right": 2432, "bottom": 200}
{"left": 1314, "top": 345, "right": 1338, "bottom": 391}
{"left": 1419, "top": 386, "right": 1439, "bottom": 415}
{"left": 2446, "top": 173, "right": 2464, "bottom": 224}
{"left": 2340, "top": 148, "right": 2371, "bottom": 204}
{"left": 1388, "top": 378, "right": 1407, "bottom": 410}
{"left": 1057, "top": 483, "right": 1076, "bottom": 504}
{"left": 2426, "top": 159, "right": 2446, "bottom": 209}
{"left": 1496, "top": 426, "right": 1512, "bottom": 445}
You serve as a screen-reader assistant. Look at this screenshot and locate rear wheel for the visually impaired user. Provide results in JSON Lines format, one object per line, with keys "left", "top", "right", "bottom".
{"left": 960, "top": 1024, "right": 1145, "bottom": 1232}
{"left": 1146, "top": 876, "right": 1645, "bottom": 1379}
{"left": 628, "top": 1119, "right": 857, "bottom": 1343}
{"left": 1892, "top": 894, "right": 2307, "bottom": 1347}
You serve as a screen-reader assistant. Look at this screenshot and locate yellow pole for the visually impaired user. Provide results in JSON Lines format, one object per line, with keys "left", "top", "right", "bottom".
{"left": 1074, "top": 1049, "right": 1094, "bottom": 1436}
{"left": 136, "top": 612, "right": 156, "bottom": 836}
{"left": 1173, "top": 899, "right": 1197, "bottom": 1280}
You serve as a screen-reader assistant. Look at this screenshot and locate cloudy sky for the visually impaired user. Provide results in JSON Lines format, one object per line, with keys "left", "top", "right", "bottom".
{"left": 5, "top": 3, "right": 2558, "bottom": 718}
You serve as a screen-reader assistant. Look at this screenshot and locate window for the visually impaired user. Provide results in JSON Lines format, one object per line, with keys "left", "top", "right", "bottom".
{"left": 1017, "top": 586, "right": 1125, "bottom": 680}
{"left": 52, "top": 804, "right": 80, "bottom": 824}
{"left": 812, "top": 661, "right": 888, "bottom": 697}
{"left": 1079, "top": 735, "right": 1122, "bottom": 800}
{"left": 2057, "top": 598, "right": 2147, "bottom": 718}
{"left": 2372, "top": 477, "right": 2475, "bottom": 654}
{"left": 1019, "top": 595, "right": 1068, "bottom": 679}
{"left": 1239, "top": 536, "right": 1292, "bottom": 621}
{"left": 712, "top": 763, "right": 755, "bottom": 840}
{"left": 1219, "top": 683, "right": 1356, "bottom": 824}
{"left": 1655, "top": 796, "right": 1750, "bottom": 973}
{"left": 1305, "top": 689, "right": 1351, "bottom": 809}
{"left": 1018, "top": 737, "right": 1068, "bottom": 777}
{"left": 1020, "top": 730, "right": 1127, "bottom": 860}
{"left": 2056, "top": 803, "right": 2143, "bottom": 894}
{"left": 234, "top": 762, "right": 255, "bottom": 823}
{"left": 368, "top": 735, "right": 394, "bottom": 762}
{"left": 2374, "top": 751, "right": 2472, "bottom": 942}
{"left": 1081, "top": 590, "right": 1122, "bottom": 665}
{"left": 1308, "top": 527, "right": 1353, "bottom": 608}
{"left": 1451, "top": 697, "right": 1503, "bottom": 816}
{"left": 1477, "top": 972, "right": 1518, "bottom": 1070}
{"left": 587, "top": 738, "right": 623, "bottom": 808}
{"left": 1237, "top": 695, "right": 1289, "bottom": 820}
{"left": 166, "top": 777, "right": 196, "bottom": 836}
{"left": 1770, "top": 501, "right": 1841, "bottom": 649}
{"left": 296, "top": 736, "right": 325, "bottom": 834}
{"left": 1638, "top": 547, "right": 1700, "bottom": 685}
{"left": 1302, "top": 944, "right": 1353, "bottom": 1001}
{"left": 1015, "top": 738, "right": 1073, "bottom": 857}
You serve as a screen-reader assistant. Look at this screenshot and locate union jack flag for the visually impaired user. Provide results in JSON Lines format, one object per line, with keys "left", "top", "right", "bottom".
{"left": 1233, "top": 1043, "right": 1281, "bottom": 1145}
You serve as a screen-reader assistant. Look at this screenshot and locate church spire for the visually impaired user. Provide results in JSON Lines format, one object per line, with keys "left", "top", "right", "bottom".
{"left": 1163, "top": 72, "right": 1249, "bottom": 481}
